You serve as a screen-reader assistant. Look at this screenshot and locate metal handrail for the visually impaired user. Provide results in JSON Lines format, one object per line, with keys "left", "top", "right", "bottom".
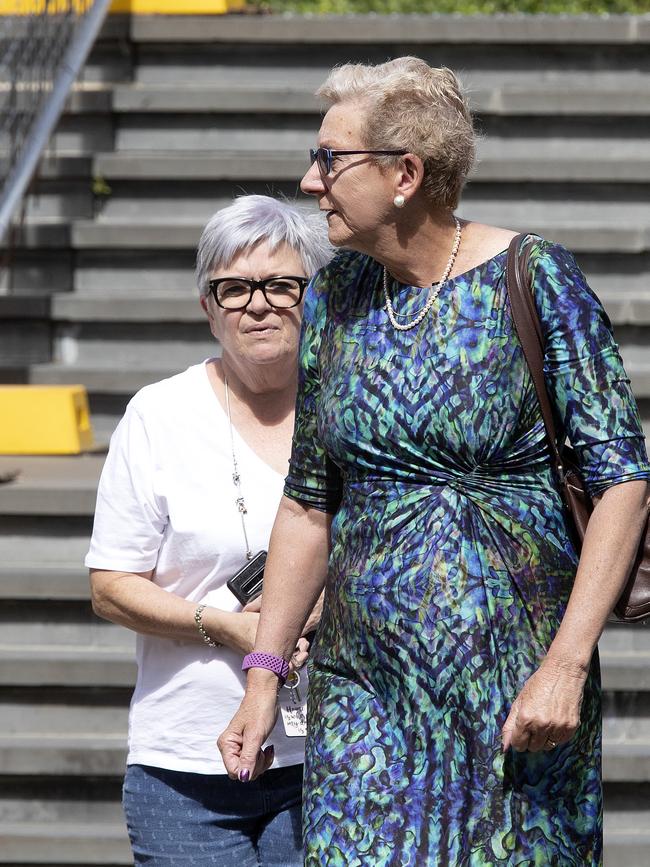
{"left": 0, "top": 0, "right": 112, "bottom": 246}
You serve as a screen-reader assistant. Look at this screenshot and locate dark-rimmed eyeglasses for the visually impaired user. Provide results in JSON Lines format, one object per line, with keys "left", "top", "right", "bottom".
{"left": 309, "top": 147, "right": 407, "bottom": 175}
{"left": 208, "top": 276, "right": 309, "bottom": 310}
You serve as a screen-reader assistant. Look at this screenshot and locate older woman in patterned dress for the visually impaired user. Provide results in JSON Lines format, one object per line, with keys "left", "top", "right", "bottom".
{"left": 218, "top": 58, "right": 650, "bottom": 865}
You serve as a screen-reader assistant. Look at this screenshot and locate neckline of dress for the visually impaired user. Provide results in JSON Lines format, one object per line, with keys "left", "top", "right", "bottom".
{"left": 381, "top": 245, "right": 510, "bottom": 291}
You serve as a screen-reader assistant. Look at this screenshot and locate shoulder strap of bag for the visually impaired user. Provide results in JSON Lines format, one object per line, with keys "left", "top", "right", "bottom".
{"left": 505, "top": 233, "right": 567, "bottom": 480}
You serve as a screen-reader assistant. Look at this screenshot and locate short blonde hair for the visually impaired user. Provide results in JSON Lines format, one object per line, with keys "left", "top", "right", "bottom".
{"left": 316, "top": 57, "right": 475, "bottom": 209}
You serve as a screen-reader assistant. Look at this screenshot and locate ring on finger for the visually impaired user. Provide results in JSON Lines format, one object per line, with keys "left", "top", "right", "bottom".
{"left": 545, "top": 737, "right": 558, "bottom": 749}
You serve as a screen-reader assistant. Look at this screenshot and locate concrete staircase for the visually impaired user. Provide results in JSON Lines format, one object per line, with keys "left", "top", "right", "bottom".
{"left": 1, "top": 12, "right": 649, "bottom": 864}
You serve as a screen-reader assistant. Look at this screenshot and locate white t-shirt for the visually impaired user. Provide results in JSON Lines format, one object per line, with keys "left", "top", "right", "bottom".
{"left": 85, "top": 360, "right": 305, "bottom": 774}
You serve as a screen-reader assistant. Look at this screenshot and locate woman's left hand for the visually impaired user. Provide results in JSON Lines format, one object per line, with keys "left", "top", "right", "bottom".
{"left": 501, "top": 656, "right": 588, "bottom": 753}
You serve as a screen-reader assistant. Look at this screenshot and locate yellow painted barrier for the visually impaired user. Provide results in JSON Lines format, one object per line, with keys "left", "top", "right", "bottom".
{"left": 0, "top": 0, "right": 245, "bottom": 12}
{"left": 0, "top": 385, "right": 94, "bottom": 455}
{"left": 109, "top": 0, "right": 245, "bottom": 11}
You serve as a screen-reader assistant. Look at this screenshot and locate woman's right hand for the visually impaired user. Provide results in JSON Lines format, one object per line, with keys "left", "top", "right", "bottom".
{"left": 228, "top": 611, "right": 260, "bottom": 655}
{"left": 217, "top": 674, "right": 279, "bottom": 782}
{"left": 202, "top": 608, "right": 259, "bottom": 655}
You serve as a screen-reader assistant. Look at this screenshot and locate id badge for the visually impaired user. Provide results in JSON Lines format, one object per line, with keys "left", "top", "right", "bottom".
{"left": 280, "top": 670, "right": 307, "bottom": 737}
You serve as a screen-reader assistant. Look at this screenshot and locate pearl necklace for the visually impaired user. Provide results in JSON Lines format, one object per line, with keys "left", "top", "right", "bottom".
{"left": 383, "top": 216, "right": 462, "bottom": 332}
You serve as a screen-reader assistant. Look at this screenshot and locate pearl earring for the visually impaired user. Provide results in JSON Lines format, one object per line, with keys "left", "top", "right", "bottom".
{"left": 393, "top": 194, "right": 405, "bottom": 208}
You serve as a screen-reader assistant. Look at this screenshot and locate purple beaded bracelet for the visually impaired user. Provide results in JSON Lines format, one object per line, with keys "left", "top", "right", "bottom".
{"left": 242, "top": 652, "right": 290, "bottom": 685}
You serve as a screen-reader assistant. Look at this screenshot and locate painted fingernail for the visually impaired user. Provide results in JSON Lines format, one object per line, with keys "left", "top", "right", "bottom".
{"left": 239, "top": 768, "right": 250, "bottom": 783}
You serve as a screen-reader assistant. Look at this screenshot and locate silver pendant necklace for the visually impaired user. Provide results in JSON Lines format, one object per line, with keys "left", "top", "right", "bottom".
{"left": 224, "top": 376, "right": 253, "bottom": 561}
{"left": 383, "top": 215, "right": 462, "bottom": 332}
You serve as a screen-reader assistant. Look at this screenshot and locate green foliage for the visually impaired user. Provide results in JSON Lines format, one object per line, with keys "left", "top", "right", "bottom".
{"left": 262, "top": 0, "right": 650, "bottom": 13}
{"left": 91, "top": 175, "right": 112, "bottom": 198}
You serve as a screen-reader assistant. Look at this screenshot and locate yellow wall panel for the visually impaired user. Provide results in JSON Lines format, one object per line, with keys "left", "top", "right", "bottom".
{"left": 0, "top": 0, "right": 244, "bottom": 12}
{"left": 0, "top": 386, "right": 94, "bottom": 455}
{"left": 108, "top": 0, "right": 244, "bottom": 12}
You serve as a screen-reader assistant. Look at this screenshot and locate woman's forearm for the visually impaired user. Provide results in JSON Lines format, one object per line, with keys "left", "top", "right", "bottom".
{"left": 89, "top": 569, "right": 259, "bottom": 653}
{"left": 218, "top": 496, "right": 331, "bottom": 775}
{"left": 252, "top": 495, "right": 331, "bottom": 661}
{"left": 547, "top": 479, "right": 649, "bottom": 671}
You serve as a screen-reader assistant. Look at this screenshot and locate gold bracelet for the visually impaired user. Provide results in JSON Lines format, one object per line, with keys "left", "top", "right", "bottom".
{"left": 194, "top": 603, "right": 222, "bottom": 648}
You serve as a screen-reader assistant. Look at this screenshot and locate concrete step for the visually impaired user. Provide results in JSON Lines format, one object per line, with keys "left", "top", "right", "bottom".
{"left": 92, "top": 183, "right": 650, "bottom": 228}
{"left": 0, "top": 732, "right": 646, "bottom": 780}
{"left": 28, "top": 364, "right": 184, "bottom": 397}
{"left": 130, "top": 13, "right": 650, "bottom": 45}
{"left": 0, "top": 821, "right": 131, "bottom": 864}
{"left": 9, "top": 209, "right": 650, "bottom": 255}
{"left": 0, "top": 638, "right": 644, "bottom": 691}
{"left": 17, "top": 281, "right": 648, "bottom": 379}
{"left": 0, "top": 249, "right": 73, "bottom": 295}
{"left": 0, "top": 784, "right": 124, "bottom": 824}
{"left": 0, "top": 297, "right": 51, "bottom": 367}
{"left": 38, "top": 290, "right": 650, "bottom": 327}
{"left": 0, "top": 154, "right": 93, "bottom": 179}
{"left": 19, "top": 113, "right": 114, "bottom": 157}
{"left": 2, "top": 222, "right": 70, "bottom": 250}
{"left": 603, "top": 783, "right": 650, "bottom": 866}
{"left": 0, "top": 455, "right": 102, "bottom": 516}
{"left": 13, "top": 183, "right": 93, "bottom": 223}
{"left": 38, "top": 336, "right": 639, "bottom": 439}
{"left": 95, "top": 143, "right": 650, "bottom": 181}
{"left": 0, "top": 814, "right": 639, "bottom": 867}
{"left": 27, "top": 321, "right": 648, "bottom": 401}
{"left": 0, "top": 153, "right": 94, "bottom": 223}
{"left": 69, "top": 216, "right": 650, "bottom": 255}
{"left": 34, "top": 285, "right": 642, "bottom": 370}
{"left": 602, "top": 653, "right": 650, "bottom": 692}
{"left": 604, "top": 692, "right": 650, "bottom": 742}
{"left": 0, "top": 586, "right": 644, "bottom": 687}
{"left": 135, "top": 46, "right": 650, "bottom": 85}
{"left": 65, "top": 247, "right": 650, "bottom": 298}
{"left": 603, "top": 833, "right": 650, "bottom": 867}
{"left": 0, "top": 564, "right": 90, "bottom": 600}
{"left": 0, "top": 516, "right": 94, "bottom": 575}
{"left": 0, "top": 606, "right": 127, "bottom": 650}
{"left": 0, "top": 468, "right": 623, "bottom": 556}
{"left": 0, "top": 645, "right": 135, "bottom": 687}
{"left": 603, "top": 743, "right": 650, "bottom": 783}
{"left": 73, "top": 248, "right": 196, "bottom": 295}
{"left": 52, "top": 294, "right": 203, "bottom": 322}
{"left": 45, "top": 322, "right": 216, "bottom": 370}
{"left": 600, "top": 622, "right": 650, "bottom": 653}
{"left": 110, "top": 75, "right": 650, "bottom": 116}
{"left": 0, "top": 736, "right": 126, "bottom": 776}
{"left": 0, "top": 785, "right": 632, "bottom": 834}
{"left": 0, "top": 596, "right": 135, "bottom": 689}
{"left": 0, "top": 700, "right": 129, "bottom": 736}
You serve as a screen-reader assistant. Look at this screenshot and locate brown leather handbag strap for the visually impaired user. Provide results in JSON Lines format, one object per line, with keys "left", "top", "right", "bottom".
{"left": 505, "top": 233, "right": 566, "bottom": 478}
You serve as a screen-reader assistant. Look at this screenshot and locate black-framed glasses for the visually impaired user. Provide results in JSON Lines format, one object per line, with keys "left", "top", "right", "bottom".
{"left": 208, "top": 276, "right": 309, "bottom": 310}
{"left": 309, "top": 147, "right": 407, "bottom": 175}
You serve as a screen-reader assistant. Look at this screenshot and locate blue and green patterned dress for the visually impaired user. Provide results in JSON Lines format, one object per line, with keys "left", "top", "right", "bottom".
{"left": 283, "top": 235, "right": 650, "bottom": 865}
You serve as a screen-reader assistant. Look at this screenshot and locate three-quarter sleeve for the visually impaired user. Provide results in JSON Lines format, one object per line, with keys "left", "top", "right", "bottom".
{"left": 527, "top": 237, "right": 650, "bottom": 496}
{"left": 284, "top": 265, "right": 343, "bottom": 513}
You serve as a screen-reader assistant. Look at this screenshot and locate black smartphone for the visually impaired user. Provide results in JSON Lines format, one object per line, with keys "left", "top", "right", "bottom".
{"left": 226, "top": 550, "right": 267, "bottom": 606}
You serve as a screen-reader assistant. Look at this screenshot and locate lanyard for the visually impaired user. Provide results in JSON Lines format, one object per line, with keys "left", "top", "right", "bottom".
{"left": 224, "top": 376, "right": 253, "bottom": 561}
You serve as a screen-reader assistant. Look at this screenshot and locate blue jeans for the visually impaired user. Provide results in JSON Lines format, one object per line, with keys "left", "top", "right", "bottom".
{"left": 123, "top": 763, "right": 303, "bottom": 866}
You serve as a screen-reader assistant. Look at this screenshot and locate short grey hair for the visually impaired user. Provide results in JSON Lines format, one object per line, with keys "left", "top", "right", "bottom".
{"left": 195, "top": 195, "right": 333, "bottom": 297}
{"left": 316, "top": 58, "right": 475, "bottom": 210}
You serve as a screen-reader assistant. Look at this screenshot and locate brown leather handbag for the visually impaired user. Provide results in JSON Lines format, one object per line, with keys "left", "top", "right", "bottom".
{"left": 506, "top": 233, "right": 650, "bottom": 622}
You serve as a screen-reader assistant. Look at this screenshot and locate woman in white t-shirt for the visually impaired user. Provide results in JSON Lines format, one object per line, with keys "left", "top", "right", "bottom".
{"left": 86, "top": 195, "right": 332, "bottom": 866}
